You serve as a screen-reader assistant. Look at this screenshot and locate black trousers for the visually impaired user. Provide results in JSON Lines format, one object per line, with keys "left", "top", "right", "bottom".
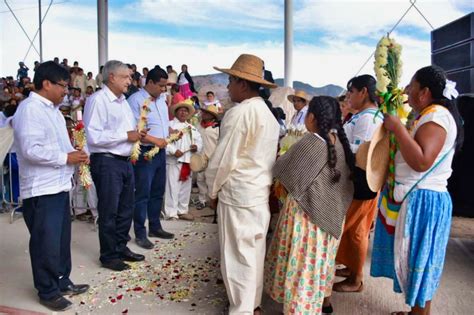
{"left": 90, "top": 154, "right": 135, "bottom": 263}
{"left": 22, "top": 191, "right": 73, "bottom": 300}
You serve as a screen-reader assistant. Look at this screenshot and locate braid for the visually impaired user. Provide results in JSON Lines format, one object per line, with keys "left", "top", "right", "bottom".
{"left": 415, "top": 65, "right": 464, "bottom": 152}
{"left": 308, "top": 96, "right": 342, "bottom": 182}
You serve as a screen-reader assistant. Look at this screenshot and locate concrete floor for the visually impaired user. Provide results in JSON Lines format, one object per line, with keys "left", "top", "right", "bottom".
{"left": 0, "top": 210, "right": 473, "bottom": 315}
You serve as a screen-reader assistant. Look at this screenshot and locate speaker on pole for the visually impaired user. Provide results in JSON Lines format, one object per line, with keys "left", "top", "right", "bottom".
{"left": 431, "top": 12, "right": 474, "bottom": 94}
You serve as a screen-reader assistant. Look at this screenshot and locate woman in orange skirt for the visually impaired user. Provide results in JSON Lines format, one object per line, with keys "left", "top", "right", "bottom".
{"left": 332, "top": 75, "right": 383, "bottom": 292}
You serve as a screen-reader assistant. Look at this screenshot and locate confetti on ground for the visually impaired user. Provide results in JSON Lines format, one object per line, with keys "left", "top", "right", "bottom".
{"left": 71, "top": 222, "right": 226, "bottom": 313}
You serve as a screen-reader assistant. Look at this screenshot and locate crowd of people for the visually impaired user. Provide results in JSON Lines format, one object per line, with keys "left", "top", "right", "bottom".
{"left": 0, "top": 53, "right": 464, "bottom": 315}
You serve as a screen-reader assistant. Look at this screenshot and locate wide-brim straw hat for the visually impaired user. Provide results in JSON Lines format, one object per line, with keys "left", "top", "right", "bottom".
{"left": 171, "top": 99, "right": 196, "bottom": 119}
{"left": 287, "top": 90, "right": 310, "bottom": 103}
{"left": 190, "top": 153, "right": 208, "bottom": 172}
{"left": 201, "top": 104, "right": 220, "bottom": 118}
{"left": 355, "top": 124, "right": 390, "bottom": 192}
{"left": 213, "top": 54, "right": 278, "bottom": 89}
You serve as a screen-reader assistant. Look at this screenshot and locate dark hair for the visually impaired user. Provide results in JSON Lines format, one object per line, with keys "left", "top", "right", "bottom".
{"left": 166, "top": 65, "right": 172, "bottom": 69}
{"left": 414, "top": 65, "right": 464, "bottom": 152}
{"left": 206, "top": 91, "right": 215, "bottom": 96}
{"left": 337, "top": 94, "right": 346, "bottom": 102}
{"left": 87, "top": 71, "right": 92, "bottom": 76}
{"left": 171, "top": 84, "right": 180, "bottom": 93}
{"left": 146, "top": 67, "right": 168, "bottom": 85}
{"left": 308, "top": 96, "right": 355, "bottom": 182}
{"left": 347, "top": 74, "right": 378, "bottom": 104}
{"left": 4, "top": 104, "right": 17, "bottom": 117}
{"left": 234, "top": 77, "right": 261, "bottom": 92}
{"left": 33, "top": 61, "right": 70, "bottom": 90}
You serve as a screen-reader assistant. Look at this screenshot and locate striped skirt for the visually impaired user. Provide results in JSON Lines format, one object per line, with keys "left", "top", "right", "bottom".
{"left": 370, "top": 189, "right": 452, "bottom": 308}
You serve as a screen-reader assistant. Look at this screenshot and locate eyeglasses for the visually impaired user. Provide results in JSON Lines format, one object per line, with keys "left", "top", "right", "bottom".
{"left": 51, "top": 81, "right": 68, "bottom": 90}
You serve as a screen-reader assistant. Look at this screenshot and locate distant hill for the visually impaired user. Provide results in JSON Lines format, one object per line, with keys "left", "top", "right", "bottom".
{"left": 274, "top": 79, "right": 344, "bottom": 97}
{"left": 193, "top": 73, "right": 344, "bottom": 98}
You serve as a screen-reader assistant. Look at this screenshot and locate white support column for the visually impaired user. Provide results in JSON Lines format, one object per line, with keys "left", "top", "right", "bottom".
{"left": 38, "top": 0, "right": 43, "bottom": 62}
{"left": 97, "top": 0, "right": 108, "bottom": 70}
{"left": 284, "top": 0, "right": 293, "bottom": 88}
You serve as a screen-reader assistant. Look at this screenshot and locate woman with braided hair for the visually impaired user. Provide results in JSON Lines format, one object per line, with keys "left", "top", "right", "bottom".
{"left": 264, "top": 96, "right": 354, "bottom": 314}
{"left": 371, "top": 65, "right": 463, "bottom": 315}
{"left": 332, "top": 74, "right": 384, "bottom": 293}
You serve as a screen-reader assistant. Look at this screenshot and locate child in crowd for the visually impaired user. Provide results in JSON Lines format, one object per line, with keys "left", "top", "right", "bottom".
{"left": 195, "top": 104, "right": 220, "bottom": 210}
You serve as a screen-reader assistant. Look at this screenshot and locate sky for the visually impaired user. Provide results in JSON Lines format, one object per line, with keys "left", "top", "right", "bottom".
{"left": 0, "top": 0, "right": 472, "bottom": 88}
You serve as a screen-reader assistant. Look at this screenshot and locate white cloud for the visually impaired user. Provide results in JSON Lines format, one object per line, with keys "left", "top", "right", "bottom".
{"left": 0, "top": 0, "right": 471, "bottom": 90}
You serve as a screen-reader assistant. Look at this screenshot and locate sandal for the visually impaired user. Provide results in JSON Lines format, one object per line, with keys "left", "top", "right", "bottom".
{"left": 335, "top": 268, "right": 351, "bottom": 278}
{"left": 332, "top": 280, "right": 364, "bottom": 293}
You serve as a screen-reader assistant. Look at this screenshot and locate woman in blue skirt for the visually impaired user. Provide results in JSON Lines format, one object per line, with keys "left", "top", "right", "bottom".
{"left": 370, "top": 65, "right": 464, "bottom": 315}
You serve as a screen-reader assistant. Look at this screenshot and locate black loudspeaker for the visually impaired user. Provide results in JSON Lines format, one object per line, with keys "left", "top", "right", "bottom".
{"left": 448, "top": 94, "right": 474, "bottom": 217}
{"left": 431, "top": 13, "right": 474, "bottom": 94}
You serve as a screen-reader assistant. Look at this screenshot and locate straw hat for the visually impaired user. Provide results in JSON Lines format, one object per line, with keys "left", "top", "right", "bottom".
{"left": 355, "top": 124, "right": 390, "bottom": 192}
{"left": 190, "top": 153, "right": 208, "bottom": 172}
{"left": 214, "top": 54, "right": 277, "bottom": 88}
{"left": 201, "top": 104, "right": 220, "bottom": 118}
{"left": 287, "top": 90, "right": 310, "bottom": 103}
{"left": 171, "top": 99, "right": 196, "bottom": 119}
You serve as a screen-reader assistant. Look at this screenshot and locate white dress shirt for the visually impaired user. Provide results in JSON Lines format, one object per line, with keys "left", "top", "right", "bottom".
{"left": 290, "top": 105, "right": 308, "bottom": 126}
{"left": 12, "top": 92, "right": 75, "bottom": 199}
{"left": 83, "top": 85, "right": 135, "bottom": 157}
{"left": 128, "top": 89, "right": 169, "bottom": 143}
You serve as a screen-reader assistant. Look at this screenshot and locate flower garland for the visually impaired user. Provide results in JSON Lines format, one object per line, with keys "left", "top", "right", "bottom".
{"left": 279, "top": 124, "right": 306, "bottom": 156}
{"left": 130, "top": 98, "right": 152, "bottom": 164}
{"left": 373, "top": 35, "right": 410, "bottom": 198}
{"left": 72, "top": 121, "right": 93, "bottom": 189}
{"left": 143, "top": 125, "right": 192, "bottom": 161}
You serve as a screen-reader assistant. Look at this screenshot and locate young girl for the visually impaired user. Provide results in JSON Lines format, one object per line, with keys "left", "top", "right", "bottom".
{"left": 265, "top": 96, "right": 354, "bottom": 314}
{"left": 370, "top": 65, "right": 464, "bottom": 315}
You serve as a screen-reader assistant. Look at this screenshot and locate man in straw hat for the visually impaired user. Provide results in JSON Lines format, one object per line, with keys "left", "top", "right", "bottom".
{"left": 206, "top": 54, "right": 280, "bottom": 314}
{"left": 164, "top": 99, "right": 202, "bottom": 221}
{"left": 287, "top": 89, "right": 310, "bottom": 128}
{"left": 195, "top": 104, "right": 221, "bottom": 210}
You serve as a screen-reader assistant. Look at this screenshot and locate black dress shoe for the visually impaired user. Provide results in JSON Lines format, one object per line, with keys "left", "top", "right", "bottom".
{"left": 60, "top": 284, "right": 90, "bottom": 296}
{"left": 136, "top": 237, "right": 154, "bottom": 249}
{"left": 121, "top": 247, "right": 145, "bottom": 262}
{"left": 149, "top": 228, "right": 175, "bottom": 239}
{"left": 101, "top": 259, "right": 131, "bottom": 271}
{"left": 39, "top": 295, "right": 72, "bottom": 311}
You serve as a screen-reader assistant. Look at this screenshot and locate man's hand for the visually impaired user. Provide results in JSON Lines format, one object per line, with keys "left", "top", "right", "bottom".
{"left": 190, "top": 144, "right": 198, "bottom": 152}
{"left": 209, "top": 198, "right": 218, "bottom": 210}
{"left": 153, "top": 138, "right": 168, "bottom": 149}
{"left": 67, "top": 150, "right": 88, "bottom": 165}
{"left": 175, "top": 150, "right": 184, "bottom": 158}
{"left": 127, "top": 130, "right": 141, "bottom": 142}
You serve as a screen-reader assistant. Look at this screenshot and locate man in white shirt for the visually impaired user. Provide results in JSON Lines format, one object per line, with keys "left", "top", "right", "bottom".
{"left": 128, "top": 67, "right": 175, "bottom": 250}
{"left": 206, "top": 54, "right": 280, "bottom": 315}
{"left": 13, "top": 61, "right": 89, "bottom": 311}
{"left": 164, "top": 100, "right": 202, "bottom": 221}
{"left": 84, "top": 60, "right": 147, "bottom": 272}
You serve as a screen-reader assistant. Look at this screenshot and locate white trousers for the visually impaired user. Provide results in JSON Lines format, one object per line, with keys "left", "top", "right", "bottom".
{"left": 196, "top": 171, "right": 208, "bottom": 203}
{"left": 163, "top": 163, "right": 192, "bottom": 219}
{"left": 218, "top": 201, "right": 271, "bottom": 315}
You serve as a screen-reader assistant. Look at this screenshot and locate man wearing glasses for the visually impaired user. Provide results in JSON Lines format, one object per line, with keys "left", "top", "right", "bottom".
{"left": 13, "top": 61, "right": 90, "bottom": 311}
{"left": 84, "top": 60, "right": 147, "bottom": 272}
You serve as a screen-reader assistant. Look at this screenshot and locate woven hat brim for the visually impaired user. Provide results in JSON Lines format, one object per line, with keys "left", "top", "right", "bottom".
{"left": 171, "top": 102, "right": 196, "bottom": 118}
{"left": 366, "top": 125, "right": 390, "bottom": 192}
{"left": 287, "top": 94, "right": 310, "bottom": 103}
{"left": 200, "top": 108, "right": 220, "bottom": 118}
{"left": 213, "top": 67, "right": 277, "bottom": 89}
